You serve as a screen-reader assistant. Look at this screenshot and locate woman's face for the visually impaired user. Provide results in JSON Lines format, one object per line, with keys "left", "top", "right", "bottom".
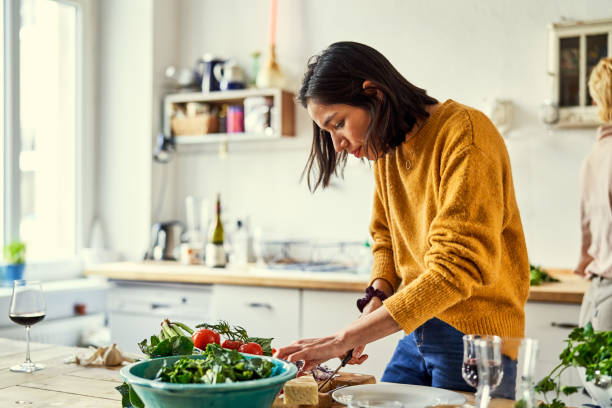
{"left": 306, "top": 100, "right": 375, "bottom": 160}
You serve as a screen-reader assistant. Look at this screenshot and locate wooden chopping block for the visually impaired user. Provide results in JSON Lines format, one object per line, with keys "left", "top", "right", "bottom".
{"left": 274, "top": 372, "right": 376, "bottom": 408}
{"left": 319, "top": 372, "right": 377, "bottom": 393}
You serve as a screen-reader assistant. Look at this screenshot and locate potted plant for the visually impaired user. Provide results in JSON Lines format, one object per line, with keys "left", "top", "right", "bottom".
{"left": 534, "top": 323, "right": 611, "bottom": 408}
{"left": 2, "top": 240, "right": 26, "bottom": 286}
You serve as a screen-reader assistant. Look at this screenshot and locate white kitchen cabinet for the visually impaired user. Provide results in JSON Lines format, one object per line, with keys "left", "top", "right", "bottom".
{"left": 525, "top": 301, "right": 589, "bottom": 407}
{"left": 210, "top": 285, "right": 300, "bottom": 350}
{"left": 108, "top": 281, "right": 214, "bottom": 354}
{"left": 302, "top": 289, "right": 404, "bottom": 380}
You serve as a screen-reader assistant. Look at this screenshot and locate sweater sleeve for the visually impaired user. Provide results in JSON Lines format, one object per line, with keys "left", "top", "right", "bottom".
{"left": 383, "top": 144, "right": 506, "bottom": 333}
{"left": 369, "top": 170, "right": 401, "bottom": 291}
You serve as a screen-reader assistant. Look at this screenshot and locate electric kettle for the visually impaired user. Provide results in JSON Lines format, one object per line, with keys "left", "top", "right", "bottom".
{"left": 144, "top": 221, "right": 185, "bottom": 261}
{"left": 213, "top": 60, "right": 246, "bottom": 91}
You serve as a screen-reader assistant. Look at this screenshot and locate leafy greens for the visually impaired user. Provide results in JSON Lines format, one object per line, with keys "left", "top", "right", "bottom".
{"left": 155, "top": 343, "right": 275, "bottom": 384}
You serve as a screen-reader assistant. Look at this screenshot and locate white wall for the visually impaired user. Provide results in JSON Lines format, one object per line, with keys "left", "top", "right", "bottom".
{"left": 159, "top": 0, "right": 611, "bottom": 268}
{"left": 96, "top": 0, "right": 611, "bottom": 267}
{"left": 96, "top": 0, "right": 154, "bottom": 260}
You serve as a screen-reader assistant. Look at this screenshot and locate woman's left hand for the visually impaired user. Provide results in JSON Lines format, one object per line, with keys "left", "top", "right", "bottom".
{"left": 275, "top": 334, "right": 367, "bottom": 372}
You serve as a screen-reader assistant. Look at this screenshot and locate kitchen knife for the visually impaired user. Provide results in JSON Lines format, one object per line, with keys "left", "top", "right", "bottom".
{"left": 317, "top": 349, "right": 353, "bottom": 392}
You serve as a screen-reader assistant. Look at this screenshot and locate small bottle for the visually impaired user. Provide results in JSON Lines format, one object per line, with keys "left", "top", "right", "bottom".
{"left": 205, "top": 194, "right": 226, "bottom": 268}
{"left": 231, "top": 220, "right": 249, "bottom": 266}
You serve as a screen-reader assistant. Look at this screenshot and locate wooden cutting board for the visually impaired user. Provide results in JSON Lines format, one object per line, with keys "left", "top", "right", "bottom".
{"left": 274, "top": 371, "right": 376, "bottom": 408}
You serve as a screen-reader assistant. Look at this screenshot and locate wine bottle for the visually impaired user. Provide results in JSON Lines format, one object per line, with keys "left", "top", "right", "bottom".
{"left": 206, "top": 193, "right": 226, "bottom": 267}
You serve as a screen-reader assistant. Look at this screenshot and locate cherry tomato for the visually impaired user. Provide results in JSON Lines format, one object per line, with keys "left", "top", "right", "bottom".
{"left": 271, "top": 348, "right": 277, "bottom": 355}
{"left": 222, "top": 339, "right": 243, "bottom": 350}
{"left": 239, "top": 342, "right": 263, "bottom": 355}
{"left": 192, "top": 329, "right": 220, "bottom": 349}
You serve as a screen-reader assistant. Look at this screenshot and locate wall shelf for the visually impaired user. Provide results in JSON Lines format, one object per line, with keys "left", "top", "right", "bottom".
{"left": 174, "top": 133, "right": 282, "bottom": 145}
{"left": 163, "top": 88, "right": 296, "bottom": 143}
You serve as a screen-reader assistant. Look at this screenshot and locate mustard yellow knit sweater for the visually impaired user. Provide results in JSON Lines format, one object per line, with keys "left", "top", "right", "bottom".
{"left": 371, "top": 99, "right": 529, "bottom": 338}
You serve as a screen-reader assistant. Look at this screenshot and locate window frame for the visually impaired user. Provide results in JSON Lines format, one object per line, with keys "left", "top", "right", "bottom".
{"left": 547, "top": 18, "right": 612, "bottom": 128}
{"left": 2, "top": 0, "right": 96, "bottom": 272}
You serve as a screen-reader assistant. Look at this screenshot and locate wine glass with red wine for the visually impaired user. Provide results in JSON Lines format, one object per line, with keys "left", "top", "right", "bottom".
{"left": 9, "top": 280, "right": 46, "bottom": 372}
{"left": 462, "top": 335, "right": 503, "bottom": 407}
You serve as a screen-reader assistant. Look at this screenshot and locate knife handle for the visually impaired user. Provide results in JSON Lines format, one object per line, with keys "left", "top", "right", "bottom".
{"left": 340, "top": 349, "right": 354, "bottom": 367}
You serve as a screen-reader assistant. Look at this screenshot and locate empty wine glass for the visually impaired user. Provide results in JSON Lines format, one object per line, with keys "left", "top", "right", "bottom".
{"left": 9, "top": 280, "right": 46, "bottom": 372}
{"left": 462, "top": 335, "right": 503, "bottom": 408}
{"left": 474, "top": 337, "right": 503, "bottom": 408}
{"left": 512, "top": 337, "right": 539, "bottom": 408}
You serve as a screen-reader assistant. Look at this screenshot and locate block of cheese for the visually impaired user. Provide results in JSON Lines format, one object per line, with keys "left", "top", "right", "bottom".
{"left": 271, "top": 395, "right": 316, "bottom": 408}
{"left": 283, "top": 375, "right": 319, "bottom": 406}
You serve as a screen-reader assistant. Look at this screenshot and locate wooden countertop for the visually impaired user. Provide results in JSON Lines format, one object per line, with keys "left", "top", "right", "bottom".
{"left": 84, "top": 262, "right": 591, "bottom": 303}
{"left": 0, "top": 338, "right": 514, "bottom": 407}
{"left": 0, "top": 338, "right": 123, "bottom": 406}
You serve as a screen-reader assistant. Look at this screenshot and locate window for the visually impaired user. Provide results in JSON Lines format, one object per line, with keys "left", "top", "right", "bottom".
{"left": 547, "top": 18, "right": 612, "bottom": 127}
{"left": 4, "top": 0, "right": 83, "bottom": 262}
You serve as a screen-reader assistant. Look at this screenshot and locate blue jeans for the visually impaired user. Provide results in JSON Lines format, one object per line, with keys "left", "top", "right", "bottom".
{"left": 381, "top": 318, "right": 517, "bottom": 399}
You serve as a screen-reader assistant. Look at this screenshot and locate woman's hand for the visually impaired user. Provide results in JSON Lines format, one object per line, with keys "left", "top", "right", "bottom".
{"left": 275, "top": 279, "right": 398, "bottom": 372}
{"left": 275, "top": 334, "right": 364, "bottom": 372}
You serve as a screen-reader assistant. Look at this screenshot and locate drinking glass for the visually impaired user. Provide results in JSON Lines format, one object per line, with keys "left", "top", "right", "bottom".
{"left": 512, "top": 337, "right": 539, "bottom": 408}
{"left": 9, "top": 280, "right": 46, "bottom": 372}
{"left": 462, "top": 335, "right": 503, "bottom": 408}
{"left": 474, "top": 337, "right": 503, "bottom": 408}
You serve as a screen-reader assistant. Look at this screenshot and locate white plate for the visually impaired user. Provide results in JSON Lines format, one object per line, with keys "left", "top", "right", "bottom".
{"left": 332, "top": 383, "right": 467, "bottom": 407}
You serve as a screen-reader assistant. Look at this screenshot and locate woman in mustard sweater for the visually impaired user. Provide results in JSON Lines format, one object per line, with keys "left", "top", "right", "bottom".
{"left": 276, "top": 42, "right": 529, "bottom": 397}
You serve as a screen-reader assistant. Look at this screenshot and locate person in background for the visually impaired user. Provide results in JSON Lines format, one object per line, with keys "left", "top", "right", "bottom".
{"left": 276, "top": 42, "right": 529, "bottom": 398}
{"left": 575, "top": 56, "right": 612, "bottom": 331}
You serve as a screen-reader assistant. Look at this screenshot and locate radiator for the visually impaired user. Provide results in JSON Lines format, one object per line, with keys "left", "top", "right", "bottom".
{"left": 0, "top": 313, "right": 106, "bottom": 346}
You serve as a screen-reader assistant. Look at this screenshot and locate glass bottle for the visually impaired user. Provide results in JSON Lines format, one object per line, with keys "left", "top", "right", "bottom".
{"left": 205, "top": 194, "right": 226, "bottom": 268}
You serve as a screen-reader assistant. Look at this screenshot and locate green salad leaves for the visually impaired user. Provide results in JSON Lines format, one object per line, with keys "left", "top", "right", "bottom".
{"left": 155, "top": 344, "right": 275, "bottom": 384}
{"left": 529, "top": 264, "right": 560, "bottom": 286}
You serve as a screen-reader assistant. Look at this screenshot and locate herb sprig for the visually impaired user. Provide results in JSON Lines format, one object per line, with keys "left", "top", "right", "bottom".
{"left": 534, "top": 323, "right": 612, "bottom": 408}
{"left": 195, "top": 320, "right": 274, "bottom": 356}
{"left": 529, "top": 264, "right": 560, "bottom": 286}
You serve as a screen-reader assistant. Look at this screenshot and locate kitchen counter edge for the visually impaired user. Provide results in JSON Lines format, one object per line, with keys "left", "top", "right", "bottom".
{"left": 83, "top": 262, "right": 590, "bottom": 303}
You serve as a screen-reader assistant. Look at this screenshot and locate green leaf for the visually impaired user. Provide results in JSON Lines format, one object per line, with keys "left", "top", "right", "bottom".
{"left": 150, "top": 338, "right": 173, "bottom": 357}
{"left": 170, "top": 335, "right": 195, "bottom": 356}
{"left": 529, "top": 264, "right": 559, "bottom": 286}
{"left": 560, "top": 385, "right": 579, "bottom": 395}
{"left": 549, "top": 398, "right": 567, "bottom": 408}
{"left": 246, "top": 337, "right": 274, "bottom": 356}
{"left": 116, "top": 383, "right": 144, "bottom": 408}
{"left": 514, "top": 399, "right": 527, "bottom": 408}
{"left": 129, "top": 384, "right": 144, "bottom": 408}
{"left": 3, "top": 240, "right": 26, "bottom": 264}
{"left": 115, "top": 383, "right": 132, "bottom": 408}
{"left": 535, "top": 376, "right": 556, "bottom": 393}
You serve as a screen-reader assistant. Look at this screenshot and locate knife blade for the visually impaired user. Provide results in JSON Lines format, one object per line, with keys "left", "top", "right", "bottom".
{"left": 317, "top": 349, "right": 353, "bottom": 392}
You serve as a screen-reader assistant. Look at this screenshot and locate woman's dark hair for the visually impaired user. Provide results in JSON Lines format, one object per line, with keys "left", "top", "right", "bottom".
{"left": 299, "top": 41, "right": 437, "bottom": 191}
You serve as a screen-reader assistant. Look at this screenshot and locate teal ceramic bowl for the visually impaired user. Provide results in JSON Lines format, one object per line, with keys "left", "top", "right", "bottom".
{"left": 120, "top": 354, "right": 297, "bottom": 408}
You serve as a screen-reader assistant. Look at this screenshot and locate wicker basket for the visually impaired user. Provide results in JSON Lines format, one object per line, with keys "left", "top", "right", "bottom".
{"left": 171, "top": 114, "right": 219, "bottom": 136}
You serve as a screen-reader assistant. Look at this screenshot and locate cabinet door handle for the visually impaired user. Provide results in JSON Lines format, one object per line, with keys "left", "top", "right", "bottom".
{"left": 151, "top": 303, "right": 171, "bottom": 310}
{"left": 550, "top": 322, "right": 579, "bottom": 329}
{"left": 246, "top": 302, "right": 273, "bottom": 311}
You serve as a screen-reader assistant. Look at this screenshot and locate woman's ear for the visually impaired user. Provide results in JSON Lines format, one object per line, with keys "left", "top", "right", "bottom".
{"left": 362, "top": 80, "right": 383, "bottom": 100}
